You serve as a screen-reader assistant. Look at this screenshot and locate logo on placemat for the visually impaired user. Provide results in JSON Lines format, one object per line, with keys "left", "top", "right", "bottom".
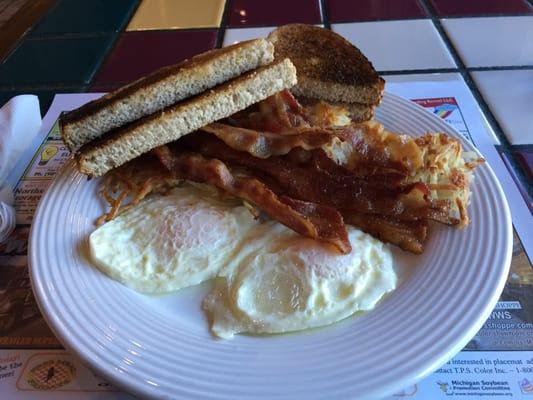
{"left": 520, "top": 378, "right": 533, "bottom": 394}
{"left": 433, "top": 103, "right": 456, "bottom": 119}
{"left": 26, "top": 359, "right": 76, "bottom": 390}
{"left": 437, "top": 381, "right": 453, "bottom": 395}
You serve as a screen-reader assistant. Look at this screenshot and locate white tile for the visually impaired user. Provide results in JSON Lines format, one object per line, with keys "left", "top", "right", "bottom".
{"left": 332, "top": 20, "right": 456, "bottom": 71}
{"left": 384, "top": 72, "right": 463, "bottom": 83}
{"left": 442, "top": 17, "right": 533, "bottom": 68}
{"left": 223, "top": 27, "right": 277, "bottom": 46}
{"left": 472, "top": 70, "right": 533, "bottom": 145}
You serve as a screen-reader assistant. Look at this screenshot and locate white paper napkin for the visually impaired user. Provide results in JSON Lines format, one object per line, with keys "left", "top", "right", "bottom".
{"left": 0, "top": 95, "right": 42, "bottom": 242}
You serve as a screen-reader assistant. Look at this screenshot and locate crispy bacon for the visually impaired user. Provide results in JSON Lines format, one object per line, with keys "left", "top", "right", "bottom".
{"left": 151, "top": 144, "right": 174, "bottom": 170}
{"left": 342, "top": 211, "right": 428, "bottom": 254}
{"left": 99, "top": 89, "right": 482, "bottom": 254}
{"left": 200, "top": 123, "right": 334, "bottom": 159}
{"left": 333, "top": 121, "right": 424, "bottom": 174}
{"left": 177, "top": 133, "right": 453, "bottom": 222}
{"left": 166, "top": 151, "right": 351, "bottom": 254}
{"left": 297, "top": 147, "right": 407, "bottom": 185}
{"left": 228, "top": 90, "right": 310, "bottom": 132}
{"left": 280, "top": 196, "right": 350, "bottom": 252}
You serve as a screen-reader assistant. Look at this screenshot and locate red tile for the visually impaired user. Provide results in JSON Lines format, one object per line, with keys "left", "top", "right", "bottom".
{"left": 327, "top": 0, "right": 427, "bottom": 23}
{"left": 228, "top": 0, "right": 321, "bottom": 27}
{"left": 94, "top": 30, "right": 218, "bottom": 85}
{"left": 430, "top": 0, "right": 533, "bottom": 17}
{"left": 87, "top": 82, "right": 122, "bottom": 93}
{"left": 515, "top": 149, "right": 533, "bottom": 180}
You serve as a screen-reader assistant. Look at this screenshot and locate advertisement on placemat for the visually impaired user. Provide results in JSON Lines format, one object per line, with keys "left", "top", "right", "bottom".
{"left": 465, "top": 230, "right": 533, "bottom": 352}
{"left": 0, "top": 119, "right": 63, "bottom": 350}
{"left": 412, "top": 97, "right": 473, "bottom": 144}
{"left": 387, "top": 96, "right": 533, "bottom": 399}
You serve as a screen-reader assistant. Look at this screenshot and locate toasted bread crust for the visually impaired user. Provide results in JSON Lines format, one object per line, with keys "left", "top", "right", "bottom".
{"left": 268, "top": 24, "right": 384, "bottom": 105}
{"left": 61, "top": 39, "right": 274, "bottom": 151}
{"left": 77, "top": 59, "right": 297, "bottom": 177}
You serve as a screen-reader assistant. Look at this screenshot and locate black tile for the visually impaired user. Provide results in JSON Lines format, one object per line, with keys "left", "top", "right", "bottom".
{"left": 31, "top": 0, "right": 140, "bottom": 35}
{"left": 0, "top": 35, "right": 116, "bottom": 86}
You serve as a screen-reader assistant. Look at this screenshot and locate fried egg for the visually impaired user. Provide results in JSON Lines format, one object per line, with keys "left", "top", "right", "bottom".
{"left": 203, "top": 223, "right": 396, "bottom": 339}
{"left": 90, "top": 185, "right": 396, "bottom": 339}
{"left": 89, "top": 185, "right": 256, "bottom": 293}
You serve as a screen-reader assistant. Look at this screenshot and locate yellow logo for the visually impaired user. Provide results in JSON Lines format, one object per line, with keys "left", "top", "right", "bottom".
{"left": 39, "top": 145, "right": 59, "bottom": 165}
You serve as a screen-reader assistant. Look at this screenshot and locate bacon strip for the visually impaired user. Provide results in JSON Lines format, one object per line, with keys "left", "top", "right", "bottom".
{"left": 292, "top": 147, "right": 407, "bottom": 185}
{"left": 151, "top": 144, "right": 174, "bottom": 170}
{"left": 200, "top": 123, "right": 334, "bottom": 159}
{"left": 333, "top": 121, "right": 424, "bottom": 174}
{"left": 342, "top": 211, "right": 428, "bottom": 254}
{"left": 228, "top": 90, "right": 310, "bottom": 133}
{"left": 280, "top": 196, "right": 350, "bottom": 252}
{"left": 177, "top": 133, "right": 453, "bottom": 222}
{"left": 166, "top": 151, "right": 351, "bottom": 254}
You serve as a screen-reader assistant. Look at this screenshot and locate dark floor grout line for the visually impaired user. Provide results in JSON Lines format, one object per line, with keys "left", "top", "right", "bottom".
{"left": 28, "top": 27, "right": 222, "bottom": 41}
{"left": 223, "top": 22, "right": 324, "bottom": 30}
{"left": 420, "top": 0, "right": 533, "bottom": 198}
{"left": 119, "top": 0, "right": 143, "bottom": 33}
{"left": 131, "top": 27, "right": 220, "bottom": 34}
{"left": 27, "top": 31, "right": 118, "bottom": 40}
{"left": 325, "top": 14, "right": 533, "bottom": 25}
{"left": 434, "top": 13, "right": 533, "bottom": 19}
{"left": 27, "top": 0, "right": 60, "bottom": 33}
{"left": 0, "top": 0, "right": 57, "bottom": 61}
{"left": 379, "top": 68, "right": 458, "bottom": 75}
{"left": 468, "top": 65, "right": 533, "bottom": 72}
{"left": 331, "top": 17, "right": 431, "bottom": 26}
{"left": 418, "top": 0, "right": 467, "bottom": 69}
{"left": 319, "top": 0, "right": 331, "bottom": 29}
{"left": 0, "top": 84, "right": 86, "bottom": 92}
{"left": 1, "top": 34, "right": 23, "bottom": 61}
{"left": 215, "top": 0, "right": 233, "bottom": 48}
{"left": 86, "top": 0, "right": 142, "bottom": 88}
{"left": 85, "top": 32, "right": 122, "bottom": 86}
{"left": 26, "top": 0, "right": 141, "bottom": 38}
{"left": 508, "top": 144, "right": 533, "bottom": 151}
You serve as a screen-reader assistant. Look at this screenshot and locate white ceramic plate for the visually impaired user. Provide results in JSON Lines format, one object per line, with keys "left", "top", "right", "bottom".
{"left": 29, "top": 93, "right": 512, "bottom": 400}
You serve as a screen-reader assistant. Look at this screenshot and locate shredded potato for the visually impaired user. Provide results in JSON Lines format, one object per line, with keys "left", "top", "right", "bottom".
{"left": 95, "top": 156, "right": 245, "bottom": 225}
{"left": 411, "top": 133, "right": 484, "bottom": 227}
{"left": 95, "top": 158, "right": 182, "bottom": 225}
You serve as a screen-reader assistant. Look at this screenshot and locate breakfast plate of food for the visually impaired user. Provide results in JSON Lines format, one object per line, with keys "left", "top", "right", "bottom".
{"left": 29, "top": 25, "right": 512, "bottom": 399}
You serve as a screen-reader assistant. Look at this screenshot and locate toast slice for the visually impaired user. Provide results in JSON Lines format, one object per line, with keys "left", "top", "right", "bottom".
{"left": 61, "top": 39, "right": 274, "bottom": 151}
{"left": 77, "top": 58, "right": 297, "bottom": 177}
{"left": 268, "top": 24, "right": 384, "bottom": 106}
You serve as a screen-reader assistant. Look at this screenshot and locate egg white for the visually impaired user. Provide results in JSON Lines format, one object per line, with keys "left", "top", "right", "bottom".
{"left": 203, "top": 223, "right": 396, "bottom": 339}
{"left": 89, "top": 185, "right": 257, "bottom": 293}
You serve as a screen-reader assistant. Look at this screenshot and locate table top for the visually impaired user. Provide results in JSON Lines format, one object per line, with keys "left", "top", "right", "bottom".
{"left": 0, "top": 0, "right": 532, "bottom": 399}
{"left": 0, "top": 0, "right": 531, "bottom": 192}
